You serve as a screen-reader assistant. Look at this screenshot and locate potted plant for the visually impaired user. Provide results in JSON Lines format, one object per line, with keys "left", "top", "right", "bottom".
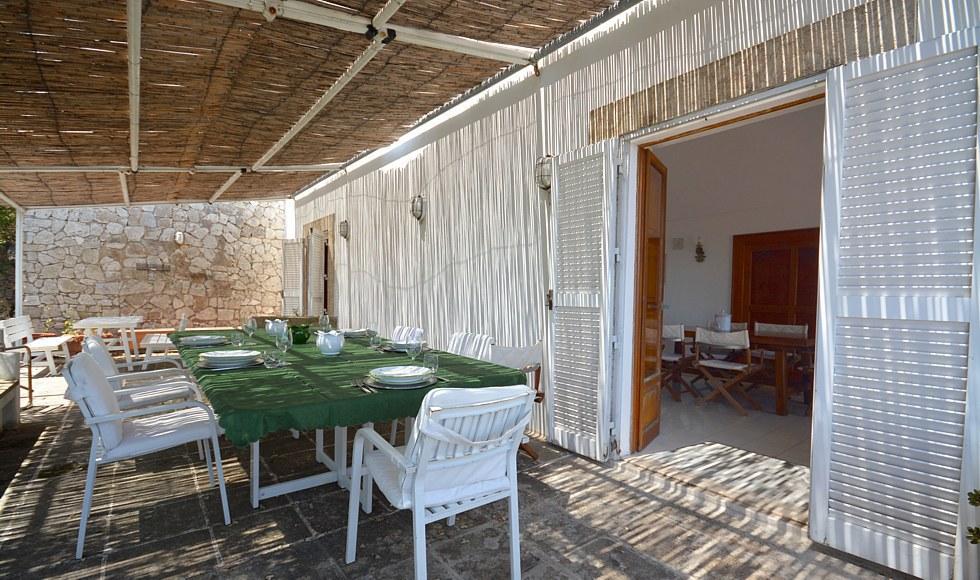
{"left": 33, "top": 318, "right": 60, "bottom": 339}
{"left": 62, "top": 319, "right": 85, "bottom": 355}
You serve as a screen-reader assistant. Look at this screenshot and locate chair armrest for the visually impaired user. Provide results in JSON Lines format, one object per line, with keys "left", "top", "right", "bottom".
{"left": 112, "top": 368, "right": 191, "bottom": 383}
{"left": 85, "top": 400, "right": 217, "bottom": 425}
{"left": 354, "top": 427, "right": 412, "bottom": 470}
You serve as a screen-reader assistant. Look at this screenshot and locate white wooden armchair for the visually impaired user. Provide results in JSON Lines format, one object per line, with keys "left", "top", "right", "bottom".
{"left": 63, "top": 354, "right": 230, "bottom": 559}
{"left": 346, "top": 385, "right": 535, "bottom": 580}
{"left": 0, "top": 315, "right": 72, "bottom": 374}
{"left": 446, "top": 331, "right": 495, "bottom": 361}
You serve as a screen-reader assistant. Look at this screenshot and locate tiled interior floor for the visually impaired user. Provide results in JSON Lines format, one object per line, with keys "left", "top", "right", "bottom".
{"left": 0, "top": 375, "right": 899, "bottom": 579}
{"left": 642, "top": 385, "right": 812, "bottom": 467}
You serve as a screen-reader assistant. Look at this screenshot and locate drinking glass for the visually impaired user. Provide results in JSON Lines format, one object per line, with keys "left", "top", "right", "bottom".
{"left": 244, "top": 317, "right": 257, "bottom": 340}
{"left": 369, "top": 335, "right": 382, "bottom": 350}
{"left": 263, "top": 351, "right": 281, "bottom": 369}
{"left": 423, "top": 352, "right": 439, "bottom": 373}
{"left": 318, "top": 312, "right": 332, "bottom": 332}
{"left": 276, "top": 330, "right": 293, "bottom": 356}
{"left": 232, "top": 331, "right": 246, "bottom": 347}
{"left": 406, "top": 341, "right": 422, "bottom": 362}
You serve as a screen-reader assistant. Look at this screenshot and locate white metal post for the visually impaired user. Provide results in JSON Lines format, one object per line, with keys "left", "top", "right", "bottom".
{"left": 14, "top": 208, "right": 23, "bottom": 316}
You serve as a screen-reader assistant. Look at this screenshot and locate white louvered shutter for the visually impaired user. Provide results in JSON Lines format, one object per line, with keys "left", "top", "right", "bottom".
{"left": 282, "top": 239, "right": 305, "bottom": 317}
{"left": 812, "top": 29, "right": 980, "bottom": 580}
{"left": 547, "top": 141, "right": 618, "bottom": 462}
{"left": 307, "top": 232, "right": 324, "bottom": 316}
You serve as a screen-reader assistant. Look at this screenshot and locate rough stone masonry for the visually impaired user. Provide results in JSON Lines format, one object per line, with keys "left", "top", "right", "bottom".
{"left": 22, "top": 202, "right": 284, "bottom": 328}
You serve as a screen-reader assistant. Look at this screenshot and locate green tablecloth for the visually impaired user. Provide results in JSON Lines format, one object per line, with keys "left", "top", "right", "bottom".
{"left": 171, "top": 330, "right": 526, "bottom": 447}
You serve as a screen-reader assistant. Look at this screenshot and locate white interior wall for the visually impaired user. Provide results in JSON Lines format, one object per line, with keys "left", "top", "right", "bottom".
{"left": 654, "top": 104, "right": 825, "bottom": 328}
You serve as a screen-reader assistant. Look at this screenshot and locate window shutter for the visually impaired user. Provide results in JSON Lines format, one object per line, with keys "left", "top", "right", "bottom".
{"left": 547, "top": 141, "right": 618, "bottom": 462}
{"left": 282, "top": 239, "right": 305, "bottom": 317}
{"left": 307, "top": 232, "right": 324, "bottom": 316}
{"left": 812, "top": 29, "right": 980, "bottom": 580}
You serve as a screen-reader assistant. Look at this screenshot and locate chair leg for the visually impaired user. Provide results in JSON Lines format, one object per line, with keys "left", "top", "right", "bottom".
{"left": 412, "top": 507, "right": 428, "bottom": 580}
{"left": 45, "top": 350, "right": 57, "bottom": 374}
{"left": 507, "top": 489, "right": 521, "bottom": 580}
{"left": 518, "top": 442, "right": 539, "bottom": 461}
{"left": 196, "top": 439, "right": 205, "bottom": 460}
{"left": 202, "top": 439, "right": 215, "bottom": 487}
{"left": 447, "top": 514, "right": 456, "bottom": 527}
{"left": 290, "top": 429, "right": 300, "bottom": 439}
{"left": 211, "top": 434, "right": 231, "bottom": 525}
{"left": 76, "top": 449, "right": 98, "bottom": 559}
{"left": 389, "top": 420, "right": 398, "bottom": 445}
{"left": 346, "top": 438, "right": 366, "bottom": 564}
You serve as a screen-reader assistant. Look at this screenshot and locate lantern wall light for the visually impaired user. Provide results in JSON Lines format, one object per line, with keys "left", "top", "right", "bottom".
{"left": 338, "top": 219, "right": 350, "bottom": 240}
{"left": 411, "top": 194, "right": 425, "bottom": 221}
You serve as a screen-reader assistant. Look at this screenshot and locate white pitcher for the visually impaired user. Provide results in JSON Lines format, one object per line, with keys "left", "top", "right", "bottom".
{"left": 316, "top": 330, "right": 344, "bottom": 356}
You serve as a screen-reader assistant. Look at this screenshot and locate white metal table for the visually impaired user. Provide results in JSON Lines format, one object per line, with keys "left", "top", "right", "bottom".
{"left": 75, "top": 316, "right": 143, "bottom": 370}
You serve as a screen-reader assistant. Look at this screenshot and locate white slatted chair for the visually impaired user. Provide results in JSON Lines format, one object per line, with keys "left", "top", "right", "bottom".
{"left": 346, "top": 385, "right": 535, "bottom": 580}
{"left": 83, "top": 336, "right": 191, "bottom": 391}
{"left": 489, "top": 342, "right": 543, "bottom": 460}
{"left": 391, "top": 325, "right": 424, "bottom": 343}
{"left": 693, "top": 328, "right": 762, "bottom": 416}
{"left": 0, "top": 315, "right": 72, "bottom": 374}
{"left": 446, "top": 332, "right": 495, "bottom": 361}
{"left": 661, "top": 324, "right": 699, "bottom": 401}
{"left": 140, "top": 314, "right": 189, "bottom": 369}
{"left": 63, "top": 354, "right": 230, "bottom": 559}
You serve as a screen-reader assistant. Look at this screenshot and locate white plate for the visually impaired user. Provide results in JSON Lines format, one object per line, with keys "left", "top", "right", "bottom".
{"left": 363, "top": 376, "right": 437, "bottom": 390}
{"left": 199, "top": 359, "right": 263, "bottom": 371}
{"left": 369, "top": 365, "right": 433, "bottom": 385}
{"left": 181, "top": 335, "right": 230, "bottom": 347}
{"left": 200, "top": 350, "right": 261, "bottom": 361}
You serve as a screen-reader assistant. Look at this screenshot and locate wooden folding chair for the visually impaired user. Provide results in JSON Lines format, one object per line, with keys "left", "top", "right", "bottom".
{"left": 693, "top": 328, "right": 762, "bottom": 416}
{"left": 661, "top": 324, "right": 699, "bottom": 401}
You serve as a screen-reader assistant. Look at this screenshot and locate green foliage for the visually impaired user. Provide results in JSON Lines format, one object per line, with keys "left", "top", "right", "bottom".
{"left": 969, "top": 526, "right": 980, "bottom": 545}
{"left": 62, "top": 319, "right": 76, "bottom": 335}
{"left": 969, "top": 489, "right": 980, "bottom": 507}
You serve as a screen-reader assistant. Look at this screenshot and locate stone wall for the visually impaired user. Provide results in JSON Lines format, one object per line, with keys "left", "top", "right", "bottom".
{"left": 22, "top": 202, "right": 284, "bottom": 327}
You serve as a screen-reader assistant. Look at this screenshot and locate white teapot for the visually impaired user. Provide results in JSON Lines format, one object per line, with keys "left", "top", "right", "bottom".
{"left": 316, "top": 330, "right": 344, "bottom": 356}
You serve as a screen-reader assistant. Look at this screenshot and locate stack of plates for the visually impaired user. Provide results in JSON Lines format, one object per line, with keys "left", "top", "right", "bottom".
{"left": 181, "top": 335, "right": 229, "bottom": 347}
{"left": 342, "top": 328, "right": 375, "bottom": 338}
{"left": 368, "top": 365, "right": 433, "bottom": 385}
{"left": 385, "top": 341, "right": 425, "bottom": 353}
{"left": 199, "top": 350, "right": 262, "bottom": 370}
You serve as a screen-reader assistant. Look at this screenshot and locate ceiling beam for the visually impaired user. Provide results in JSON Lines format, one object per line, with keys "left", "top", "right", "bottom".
{"left": 0, "top": 189, "right": 25, "bottom": 212}
{"left": 209, "top": 170, "right": 246, "bottom": 203}
{"left": 206, "top": 0, "right": 535, "bottom": 64}
{"left": 127, "top": 0, "right": 142, "bottom": 172}
{"left": 0, "top": 164, "right": 343, "bottom": 174}
{"left": 118, "top": 172, "right": 130, "bottom": 206}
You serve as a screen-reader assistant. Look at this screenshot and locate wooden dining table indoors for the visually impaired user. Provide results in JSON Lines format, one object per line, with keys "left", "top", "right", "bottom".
{"left": 685, "top": 328, "right": 814, "bottom": 415}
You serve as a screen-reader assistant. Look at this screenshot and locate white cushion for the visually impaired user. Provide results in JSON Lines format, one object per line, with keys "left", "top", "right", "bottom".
{"left": 27, "top": 335, "right": 72, "bottom": 350}
{"left": 64, "top": 354, "right": 123, "bottom": 449}
{"left": 699, "top": 359, "right": 748, "bottom": 372}
{"left": 141, "top": 333, "right": 175, "bottom": 348}
{"left": 103, "top": 407, "right": 214, "bottom": 462}
{"left": 365, "top": 446, "right": 511, "bottom": 510}
{"left": 115, "top": 383, "right": 196, "bottom": 411}
{"left": 82, "top": 336, "right": 119, "bottom": 377}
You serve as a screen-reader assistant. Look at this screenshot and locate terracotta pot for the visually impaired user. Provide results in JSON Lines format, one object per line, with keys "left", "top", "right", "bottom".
{"left": 66, "top": 335, "right": 84, "bottom": 356}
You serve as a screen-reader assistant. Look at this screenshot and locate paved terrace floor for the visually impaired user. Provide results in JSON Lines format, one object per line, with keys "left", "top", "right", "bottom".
{"left": 0, "top": 376, "right": 902, "bottom": 579}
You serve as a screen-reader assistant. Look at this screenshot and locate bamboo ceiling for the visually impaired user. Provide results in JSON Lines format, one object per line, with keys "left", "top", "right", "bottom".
{"left": 0, "top": 0, "right": 615, "bottom": 207}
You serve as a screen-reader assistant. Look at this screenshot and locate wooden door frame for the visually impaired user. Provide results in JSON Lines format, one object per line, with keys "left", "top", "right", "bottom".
{"left": 631, "top": 147, "right": 668, "bottom": 451}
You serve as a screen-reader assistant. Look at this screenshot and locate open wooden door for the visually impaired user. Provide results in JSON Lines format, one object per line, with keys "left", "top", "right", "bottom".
{"left": 632, "top": 149, "right": 667, "bottom": 450}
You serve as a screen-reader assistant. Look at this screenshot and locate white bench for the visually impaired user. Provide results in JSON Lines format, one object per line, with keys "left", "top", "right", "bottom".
{"left": 0, "top": 316, "right": 72, "bottom": 374}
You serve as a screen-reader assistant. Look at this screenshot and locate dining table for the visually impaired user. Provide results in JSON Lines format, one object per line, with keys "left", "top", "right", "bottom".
{"left": 171, "top": 329, "right": 527, "bottom": 508}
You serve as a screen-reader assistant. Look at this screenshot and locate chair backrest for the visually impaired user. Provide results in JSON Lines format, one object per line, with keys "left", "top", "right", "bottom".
{"left": 63, "top": 353, "right": 124, "bottom": 450}
{"left": 754, "top": 322, "right": 808, "bottom": 338}
{"left": 489, "top": 342, "right": 542, "bottom": 373}
{"left": 731, "top": 321, "right": 748, "bottom": 331}
{"left": 695, "top": 328, "right": 750, "bottom": 349}
{"left": 0, "top": 316, "right": 35, "bottom": 347}
{"left": 447, "top": 332, "right": 495, "bottom": 361}
{"left": 662, "top": 324, "right": 685, "bottom": 342}
{"left": 81, "top": 336, "right": 119, "bottom": 377}
{"left": 401, "top": 386, "right": 534, "bottom": 504}
{"left": 391, "top": 326, "right": 424, "bottom": 343}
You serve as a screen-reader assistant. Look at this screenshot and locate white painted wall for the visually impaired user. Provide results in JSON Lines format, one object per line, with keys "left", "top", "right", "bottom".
{"left": 654, "top": 104, "right": 824, "bottom": 328}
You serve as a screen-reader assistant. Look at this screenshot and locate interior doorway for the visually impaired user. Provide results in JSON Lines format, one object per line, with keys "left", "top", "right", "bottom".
{"left": 630, "top": 99, "right": 824, "bottom": 467}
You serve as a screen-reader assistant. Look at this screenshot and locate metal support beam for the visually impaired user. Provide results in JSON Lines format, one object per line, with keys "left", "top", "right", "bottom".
{"left": 14, "top": 208, "right": 23, "bottom": 316}
{"left": 209, "top": 170, "right": 246, "bottom": 203}
{"left": 127, "top": 0, "right": 142, "bottom": 172}
{"left": 118, "top": 172, "right": 130, "bottom": 206}
{"left": 0, "top": 189, "right": 25, "bottom": 212}
{"left": 205, "top": 0, "right": 535, "bottom": 64}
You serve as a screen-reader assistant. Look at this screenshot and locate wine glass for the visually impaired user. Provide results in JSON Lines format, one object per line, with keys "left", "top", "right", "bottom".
{"left": 369, "top": 335, "right": 382, "bottom": 350}
{"left": 243, "top": 317, "right": 257, "bottom": 341}
{"left": 406, "top": 341, "right": 422, "bottom": 363}
{"left": 423, "top": 352, "right": 439, "bottom": 373}
{"left": 318, "top": 311, "right": 332, "bottom": 332}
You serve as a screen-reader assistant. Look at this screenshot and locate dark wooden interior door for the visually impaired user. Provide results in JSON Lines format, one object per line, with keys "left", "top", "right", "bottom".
{"left": 731, "top": 228, "right": 819, "bottom": 335}
{"left": 633, "top": 149, "right": 667, "bottom": 451}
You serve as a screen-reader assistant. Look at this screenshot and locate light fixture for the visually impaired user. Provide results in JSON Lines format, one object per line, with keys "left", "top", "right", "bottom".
{"left": 411, "top": 194, "right": 425, "bottom": 221}
{"left": 534, "top": 155, "right": 553, "bottom": 191}
{"left": 695, "top": 238, "right": 706, "bottom": 262}
{"left": 338, "top": 219, "right": 350, "bottom": 240}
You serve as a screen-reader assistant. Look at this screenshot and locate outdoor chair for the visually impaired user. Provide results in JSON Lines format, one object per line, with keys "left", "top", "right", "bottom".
{"left": 446, "top": 331, "right": 495, "bottom": 361}
{"left": 0, "top": 315, "right": 72, "bottom": 374}
{"left": 83, "top": 336, "right": 192, "bottom": 391}
{"left": 391, "top": 325, "right": 424, "bottom": 343}
{"left": 63, "top": 354, "right": 230, "bottom": 559}
{"left": 140, "top": 314, "right": 189, "bottom": 369}
{"left": 490, "top": 342, "right": 543, "bottom": 460}
{"left": 346, "top": 385, "right": 534, "bottom": 580}
{"left": 693, "top": 328, "right": 762, "bottom": 416}
{"left": 661, "top": 324, "right": 698, "bottom": 401}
